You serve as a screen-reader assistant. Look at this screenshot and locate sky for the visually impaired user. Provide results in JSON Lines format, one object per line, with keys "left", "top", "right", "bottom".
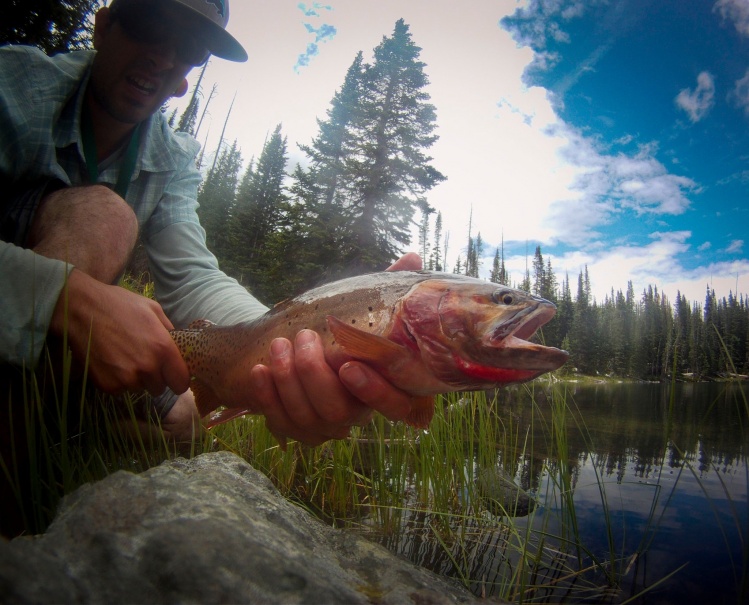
{"left": 170, "top": 0, "right": 749, "bottom": 307}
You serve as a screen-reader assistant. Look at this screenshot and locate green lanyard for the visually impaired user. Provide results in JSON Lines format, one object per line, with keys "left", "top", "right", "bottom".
{"left": 81, "top": 105, "right": 141, "bottom": 199}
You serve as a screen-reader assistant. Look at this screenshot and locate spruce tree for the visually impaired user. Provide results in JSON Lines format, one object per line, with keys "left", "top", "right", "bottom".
{"left": 290, "top": 53, "right": 367, "bottom": 281}
{"left": 465, "top": 233, "right": 482, "bottom": 277}
{"left": 196, "top": 139, "right": 242, "bottom": 263}
{"left": 532, "top": 246, "right": 545, "bottom": 297}
{"left": 228, "top": 124, "right": 289, "bottom": 303}
{"left": 429, "top": 212, "right": 443, "bottom": 271}
{"left": 417, "top": 201, "right": 434, "bottom": 265}
{"left": 490, "top": 248, "right": 501, "bottom": 283}
{"left": 341, "top": 19, "right": 446, "bottom": 271}
{"left": 176, "top": 63, "right": 209, "bottom": 136}
{"left": 2, "top": 0, "right": 101, "bottom": 53}
{"left": 570, "top": 267, "right": 597, "bottom": 374}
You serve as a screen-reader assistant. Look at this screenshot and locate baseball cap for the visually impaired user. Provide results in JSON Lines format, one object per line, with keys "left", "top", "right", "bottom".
{"left": 109, "top": 0, "right": 248, "bottom": 62}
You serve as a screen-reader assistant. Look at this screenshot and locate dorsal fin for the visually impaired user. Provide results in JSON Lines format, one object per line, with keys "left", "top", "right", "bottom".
{"left": 188, "top": 319, "right": 215, "bottom": 330}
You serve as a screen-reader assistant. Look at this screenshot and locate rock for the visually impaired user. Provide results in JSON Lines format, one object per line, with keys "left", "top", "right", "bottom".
{"left": 476, "top": 466, "right": 536, "bottom": 518}
{"left": 0, "top": 451, "right": 484, "bottom": 604}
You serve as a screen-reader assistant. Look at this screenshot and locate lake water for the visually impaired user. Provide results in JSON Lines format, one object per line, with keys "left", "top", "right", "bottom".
{"left": 373, "top": 381, "right": 748, "bottom": 604}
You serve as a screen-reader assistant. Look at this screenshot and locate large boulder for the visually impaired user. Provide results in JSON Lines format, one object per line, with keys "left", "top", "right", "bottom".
{"left": 0, "top": 451, "right": 484, "bottom": 604}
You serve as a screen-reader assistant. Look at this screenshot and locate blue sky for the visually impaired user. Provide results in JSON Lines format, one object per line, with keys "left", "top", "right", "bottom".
{"left": 501, "top": 0, "right": 749, "bottom": 282}
{"left": 176, "top": 0, "right": 749, "bottom": 306}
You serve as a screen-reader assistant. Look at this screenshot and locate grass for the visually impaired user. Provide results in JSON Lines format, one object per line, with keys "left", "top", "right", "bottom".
{"left": 0, "top": 352, "right": 206, "bottom": 535}
{"left": 2, "top": 340, "right": 747, "bottom": 603}
{"left": 203, "top": 379, "right": 674, "bottom": 603}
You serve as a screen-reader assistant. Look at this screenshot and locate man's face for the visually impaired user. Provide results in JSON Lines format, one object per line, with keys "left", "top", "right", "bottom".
{"left": 89, "top": 3, "right": 209, "bottom": 125}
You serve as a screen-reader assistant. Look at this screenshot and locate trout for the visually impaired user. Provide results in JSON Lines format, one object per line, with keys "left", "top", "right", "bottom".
{"left": 170, "top": 271, "right": 569, "bottom": 429}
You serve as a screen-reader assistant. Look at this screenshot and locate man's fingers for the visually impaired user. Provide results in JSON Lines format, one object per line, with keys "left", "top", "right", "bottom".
{"left": 161, "top": 343, "right": 191, "bottom": 395}
{"left": 268, "top": 337, "right": 323, "bottom": 429}
{"left": 149, "top": 298, "right": 175, "bottom": 331}
{"left": 339, "top": 362, "right": 412, "bottom": 423}
{"left": 293, "top": 330, "right": 362, "bottom": 425}
{"left": 386, "top": 252, "right": 422, "bottom": 272}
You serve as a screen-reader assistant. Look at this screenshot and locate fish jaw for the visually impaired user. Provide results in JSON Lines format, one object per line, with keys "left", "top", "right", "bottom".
{"left": 452, "top": 336, "right": 569, "bottom": 385}
{"left": 402, "top": 280, "right": 569, "bottom": 389}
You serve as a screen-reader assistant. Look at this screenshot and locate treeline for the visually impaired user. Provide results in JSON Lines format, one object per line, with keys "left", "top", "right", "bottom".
{"left": 483, "top": 244, "right": 749, "bottom": 380}
{"left": 7, "top": 5, "right": 746, "bottom": 380}
{"left": 173, "top": 21, "right": 747, "bottom": 381}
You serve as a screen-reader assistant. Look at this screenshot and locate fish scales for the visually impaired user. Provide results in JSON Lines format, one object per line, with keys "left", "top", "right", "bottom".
{"left": 170, "top": 270, "right": 569, "bottom": 430}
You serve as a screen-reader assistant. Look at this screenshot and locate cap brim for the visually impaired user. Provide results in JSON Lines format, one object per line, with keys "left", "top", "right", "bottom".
{"left": 165, "top": 0, "right": 248, "bottom": 62}
{"left": 203, "top": 23, "right": 248, "bottom": 62}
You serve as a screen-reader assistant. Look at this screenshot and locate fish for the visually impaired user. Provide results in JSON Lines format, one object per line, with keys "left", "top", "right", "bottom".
{"left": 170, "top": 270, "right": 569, "bottom": 429}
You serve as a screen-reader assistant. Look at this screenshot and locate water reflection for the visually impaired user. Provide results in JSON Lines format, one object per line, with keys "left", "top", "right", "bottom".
{"left": 370, "top": 382, "right": 748, "bottom": 604}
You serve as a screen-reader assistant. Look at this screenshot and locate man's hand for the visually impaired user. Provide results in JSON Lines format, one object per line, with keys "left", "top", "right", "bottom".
{"left": 249, "top": 253, "right": 423, "bottom": 446}
{"left": 50, "top": 269, "right": 190, "bottom": 397}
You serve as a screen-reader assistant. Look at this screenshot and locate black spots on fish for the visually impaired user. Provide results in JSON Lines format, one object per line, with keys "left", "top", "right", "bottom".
{"left": 368, "top": 306, "right": 373, "bottom": 312}
{"left": 350, "top": 319, "right": 356, "bottom": 324}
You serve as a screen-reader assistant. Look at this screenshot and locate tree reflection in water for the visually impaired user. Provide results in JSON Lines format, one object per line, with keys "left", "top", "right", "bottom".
{"left": 359, "top": 382, "right": 747, "bottom": 605}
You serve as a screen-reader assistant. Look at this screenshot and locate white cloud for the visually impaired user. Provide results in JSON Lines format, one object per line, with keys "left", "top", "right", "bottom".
{"left": 726, "top": 239, "right": 744, "bottom": 254}
{"left": 714, "top": 0, "right": 749, "bottom": 36}
{"left": 675, "top": 71, "right": 716, "bottom": 122}
{"left": 731, "top": 69, "right": 749, "bottom": 115}
{"left": 492, "top": 231, "right": 749, "bottom": 307}
{"left": 173, "top": 1, "right": 746, "bottom": 309}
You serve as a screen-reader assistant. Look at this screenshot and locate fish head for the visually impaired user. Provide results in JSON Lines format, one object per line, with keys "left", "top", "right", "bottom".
{"left": 402, "top": 278, "right": 569, "bottom": 388}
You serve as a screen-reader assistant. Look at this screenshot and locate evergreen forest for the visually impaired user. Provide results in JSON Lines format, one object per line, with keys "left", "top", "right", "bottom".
{"left": 177, "top": 20, "right": 748, "bottom": 383}
{"left": 8, "top": 6, "right": 744, "bottom": 383}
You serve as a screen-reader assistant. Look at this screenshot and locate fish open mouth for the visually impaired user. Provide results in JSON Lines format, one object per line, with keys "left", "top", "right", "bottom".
{"left": 490, "top": 303, "right": 557, "bottom": 344}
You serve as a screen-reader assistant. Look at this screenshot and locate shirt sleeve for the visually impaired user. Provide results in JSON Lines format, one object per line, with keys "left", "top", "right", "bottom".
{"left": 145, "top": 220, "right": 269, "bottom": 328}
{"left": 0, "top": 241, "right": 73, "bottom": 366}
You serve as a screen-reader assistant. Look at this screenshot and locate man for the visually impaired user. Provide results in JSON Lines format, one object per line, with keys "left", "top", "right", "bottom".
{"left": 0, "top": 0, "right": 419, "bottom": 449}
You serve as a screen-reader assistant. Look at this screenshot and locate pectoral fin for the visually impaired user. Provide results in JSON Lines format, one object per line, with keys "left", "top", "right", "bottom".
{"left": 326, "top": 315, "right": 409, "bottom": 366}
{"left": 191, "top": 378, "right": 222, "bottom": 418}
{"left": 204, "top": 407, "right": 253, "bottom": 429}
{"left": 405, "top": 396, "right": 435, "bottom": 429}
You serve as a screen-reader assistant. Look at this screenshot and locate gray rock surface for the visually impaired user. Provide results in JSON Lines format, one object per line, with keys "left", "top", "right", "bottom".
{"left": 0, "top": 451, "right": 483, "bottom": 604}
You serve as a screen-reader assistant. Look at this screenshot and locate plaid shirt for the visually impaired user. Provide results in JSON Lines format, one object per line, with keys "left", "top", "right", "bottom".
{"left": 0, "top": 46, "right": 266, "bottom": 366}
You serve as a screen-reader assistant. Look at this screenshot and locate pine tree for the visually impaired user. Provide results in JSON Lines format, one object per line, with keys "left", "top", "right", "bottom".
{"left": 489, "top": 236, "right": 509, "bottom": 285}
{"left": 555, "top": 273, "right": 575, "bottom": 352}
{"left": 417, "top": 201, "right": 434, "bottom": 267}
{"left": 2, "top": 0, "right": 101, "bottom": 53}
{"left": 290, "top": 53, "right": 367, "bottom": 281}
{"left": 673, "top": 291, "right": 692, "bottom": 374}
{"left": 228, "top": 124, "right": 289, "bottom": 303}
{"left": 465, "top": 233, "right": 483, "bottom": 278}
{"left": 532, "top": 245, "right": 545, "bottom": 297}
{"left": 520, "top": 268, "right": 532, "bottom": 294}
{"left": 429, "top": 212, "right": 443, "bottom": 271}
{"left": 196, "top": 139, "right": 242, "bottom": 264}
{"left": 176, "top": 63, "right": 209, "bottom": 136}
{"left": 341, "top": 19, "right": 446, "bottom": 271}
{"left": 569, "top": 267, "right": 598, "bottom": 374}
{"left": 490, "top": 247, "right": 501, "bottom": 283}
{"left": 703, "top": 286, "right": 721, "bottom": 375}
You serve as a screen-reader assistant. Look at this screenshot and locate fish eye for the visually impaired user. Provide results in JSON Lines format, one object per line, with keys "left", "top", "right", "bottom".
{"left": 493, "top": 290, "right": 515, "bottom": 305}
